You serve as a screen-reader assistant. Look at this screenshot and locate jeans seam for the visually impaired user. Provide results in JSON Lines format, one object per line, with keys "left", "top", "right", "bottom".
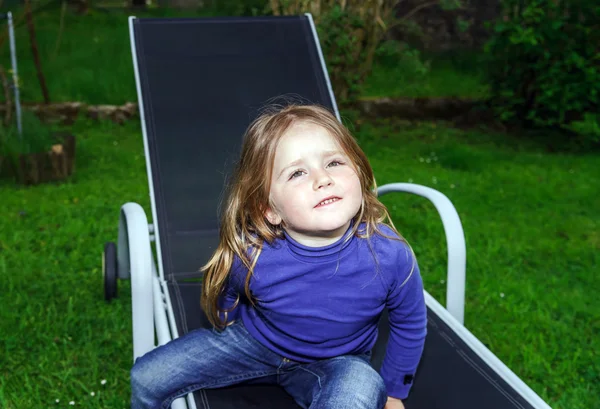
{"left": 161, "top": 369, "right": 279, "bottom": 409}
{"left": 276, "top": 358, "right": 288, "bottom": 384}
{"left": 297, "top": 366, "right": 322, "bottom": 389}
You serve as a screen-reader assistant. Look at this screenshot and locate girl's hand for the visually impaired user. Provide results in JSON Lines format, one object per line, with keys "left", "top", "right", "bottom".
{"left": 385, "top": 396, "right": 405, "bottom": 409}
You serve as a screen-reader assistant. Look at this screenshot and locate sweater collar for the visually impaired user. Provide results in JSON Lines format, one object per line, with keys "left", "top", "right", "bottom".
{"left": 283, "top": 221, "right": 357, "bottom": 263}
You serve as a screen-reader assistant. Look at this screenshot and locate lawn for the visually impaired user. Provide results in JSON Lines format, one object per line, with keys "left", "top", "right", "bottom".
{"left": 362, "top": 50, "right": 489, "bottom": 99}
{"left": 0, "top": 4, "right": 599, "bottom": 409}
{"left": 1, "top": 115, "right": 598, "bottom": 409}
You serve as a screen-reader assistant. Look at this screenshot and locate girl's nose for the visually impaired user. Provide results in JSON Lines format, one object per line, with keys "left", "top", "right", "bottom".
{"left": 313, "top": 170, "right": 334, "bottom": 190}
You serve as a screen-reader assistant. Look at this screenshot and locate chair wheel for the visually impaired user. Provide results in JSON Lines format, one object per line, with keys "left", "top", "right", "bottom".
{"left": 103, "top": 242, "right": 118, "bottom": 301}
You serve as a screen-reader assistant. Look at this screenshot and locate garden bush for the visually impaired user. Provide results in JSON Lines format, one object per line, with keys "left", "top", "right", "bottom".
{"left": 484, "top": 0, "right": 600, "bottom": 142}
{"left": 269, "top": 0, "right": 461, "bottom": 104}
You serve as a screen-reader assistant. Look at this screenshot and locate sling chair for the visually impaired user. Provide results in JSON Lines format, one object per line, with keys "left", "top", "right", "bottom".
{"left": 102, "top": 14, "right": 554, "bottom": 409}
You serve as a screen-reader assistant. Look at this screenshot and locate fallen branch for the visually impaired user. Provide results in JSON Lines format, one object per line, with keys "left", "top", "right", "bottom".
{"left": 0, "top": 97, "right": 491, "bottom": 125}
{"left": 0, "top": 101, "right": 139, "bottom": 124}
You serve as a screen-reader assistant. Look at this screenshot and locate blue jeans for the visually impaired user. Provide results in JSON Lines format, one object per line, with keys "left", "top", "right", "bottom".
{"left": 131, "top": 320, "right": 387, "bottom": 409}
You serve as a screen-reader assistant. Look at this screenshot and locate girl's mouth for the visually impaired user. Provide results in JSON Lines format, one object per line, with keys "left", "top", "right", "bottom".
{"left": 315, "top": 197, "right": 341, "bottom": 207}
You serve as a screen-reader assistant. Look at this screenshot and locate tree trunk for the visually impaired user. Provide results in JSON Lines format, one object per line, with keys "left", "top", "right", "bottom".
{"left": 25, "top": 0, "right": 50, "bottom": 104}
{"left": 0, "top": 65, "right": 12, "bottom": 126}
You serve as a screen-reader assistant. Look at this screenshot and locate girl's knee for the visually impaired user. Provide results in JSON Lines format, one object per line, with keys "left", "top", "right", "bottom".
{"left": 130, "top": 358, "right": 153, "bottom": 392}
{"left": 130, "top": 354, "right": 168, "bottom": 396}
{"left": 356, "top": 368, "right": 387, "bottom": 406}
{"left": 130, "top": 357, "right": 170, "bottom": 409}
{"left": 330, "top": 359, "right": 387, "bottom": 408}
{"left": 130, "top": 343, "right": 181, "bottom": 395}
{"left": 130, "top": 356, "right": 174, "bottom": 409}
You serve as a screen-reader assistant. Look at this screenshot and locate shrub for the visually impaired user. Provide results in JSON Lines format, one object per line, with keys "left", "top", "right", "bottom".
{"left": 483, "top": 0, "right": 600, "bottom": 142}
{"left": 269, "top": 0, "right": 461, "bottom": 104}
{"left": 210, "top": 0, "right": 270, "bottom": 16}
{"left": 0, "top": 112, "right": 57, "bottom": 175}
{"left": 563, "top": 113, "right": 600, "bottom": 143}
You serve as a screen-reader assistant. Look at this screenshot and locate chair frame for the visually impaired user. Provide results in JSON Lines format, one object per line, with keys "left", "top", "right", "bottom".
{"left": 119, "top": 13, "right": 552, "bottom": 409}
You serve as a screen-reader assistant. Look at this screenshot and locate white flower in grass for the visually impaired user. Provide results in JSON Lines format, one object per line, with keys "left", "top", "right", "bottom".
{"left": 69, "top": 401, "right": 75, "bottom": 405}
{"left": 90, "top": 392, "right": 95, "bottom": 397}
{"left": 55, "top": 399, "right": 60, "bottom": 403}
{"left": 101, "top": 379, "right": 107, "bottom": 385}
{"left": 500, "top": 293, "right": 505, "bottom": 298}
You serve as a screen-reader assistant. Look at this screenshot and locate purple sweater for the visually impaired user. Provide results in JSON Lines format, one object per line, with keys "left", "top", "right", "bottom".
{"left": 220, "top": 223, "right": 427, "bottom": 399}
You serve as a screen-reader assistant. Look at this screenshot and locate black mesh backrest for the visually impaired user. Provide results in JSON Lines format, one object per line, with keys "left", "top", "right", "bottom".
{"left": 131, "top": 16, "right": 336, "bottom": 280}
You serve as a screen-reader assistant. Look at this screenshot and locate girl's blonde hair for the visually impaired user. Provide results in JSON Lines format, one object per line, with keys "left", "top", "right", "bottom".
{"left": 200, "top": 103, "right": 403, "bottom": 329}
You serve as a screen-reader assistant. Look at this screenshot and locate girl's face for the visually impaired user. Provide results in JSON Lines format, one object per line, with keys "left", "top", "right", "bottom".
{"left": 266, "top": 122, "right": 362, "bottom": 247}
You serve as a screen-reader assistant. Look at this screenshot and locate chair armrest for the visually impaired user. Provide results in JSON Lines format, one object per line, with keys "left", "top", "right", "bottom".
{"left": 119, "top": 202, "right": 155, "bottom": 360}
{"left": 377, "top": 183, "right": 467, "bottom": 324}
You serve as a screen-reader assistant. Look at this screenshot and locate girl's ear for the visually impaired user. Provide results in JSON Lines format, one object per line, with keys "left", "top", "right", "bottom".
{"left": 264, "top": 207, "right": 282, "bottom": 225}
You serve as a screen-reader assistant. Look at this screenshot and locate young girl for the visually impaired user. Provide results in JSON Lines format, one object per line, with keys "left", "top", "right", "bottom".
{"left": 130, "top": 104, "right": 427, "bottom": 409}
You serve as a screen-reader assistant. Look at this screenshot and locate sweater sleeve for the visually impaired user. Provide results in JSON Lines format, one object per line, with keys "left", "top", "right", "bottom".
{"left": 217, "top": 256, "right": 244, "bottom": 324}
{"left": 380, "top": 244, "right": 427, "bottom": 399}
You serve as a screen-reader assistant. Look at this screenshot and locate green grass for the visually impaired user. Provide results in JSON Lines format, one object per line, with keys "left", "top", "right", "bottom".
{"left": 1, "top": 115, "right": 598, "bottom": 409}
{"left": 362, "top": 51, "right": 490, "bottom": 99}
{"left": 0, "top": 119, "right": 148, "bottom": 408}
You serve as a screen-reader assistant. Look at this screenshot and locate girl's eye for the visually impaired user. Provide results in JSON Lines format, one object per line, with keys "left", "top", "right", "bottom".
{"left": 328, "top": 160, "right": 344, "bottom": 167}
{"left": 289, "top": 170, "right": 305, "bottom": 180}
